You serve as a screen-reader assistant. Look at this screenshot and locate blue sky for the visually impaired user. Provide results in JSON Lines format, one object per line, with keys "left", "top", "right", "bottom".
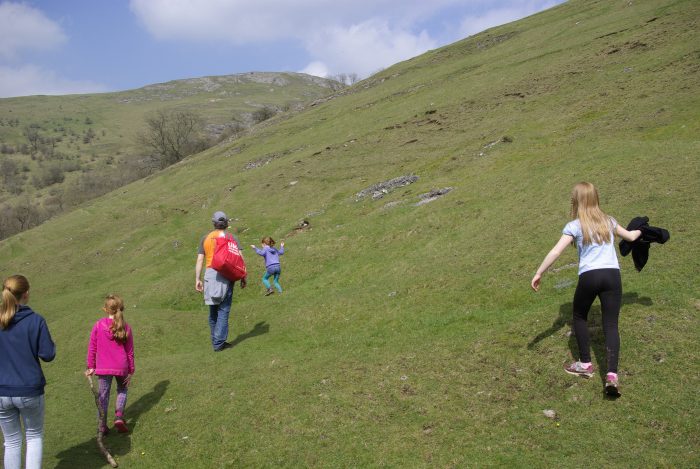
{"left": 0, "top": 0, "right": 564, "bottom": 98}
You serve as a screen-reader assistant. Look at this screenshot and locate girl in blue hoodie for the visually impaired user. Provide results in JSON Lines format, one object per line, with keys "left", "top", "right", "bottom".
{"left": 0, "top": 275, "right": 55, "bottom": 469}
{"left": 251, "top": 237, "right": 285, "bottom": 295}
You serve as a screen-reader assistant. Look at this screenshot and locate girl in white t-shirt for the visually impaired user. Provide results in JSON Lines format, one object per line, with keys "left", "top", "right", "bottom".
{"left": 531, "top": 182, "right": 641, "bottom": 397}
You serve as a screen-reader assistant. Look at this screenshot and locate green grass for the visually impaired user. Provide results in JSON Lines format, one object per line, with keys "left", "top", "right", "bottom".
{"left": 1, "top": 0, "right": 699, "bottom": 466}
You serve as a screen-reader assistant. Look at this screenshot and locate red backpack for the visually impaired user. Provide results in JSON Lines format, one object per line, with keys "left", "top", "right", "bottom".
{"left": 210, "top": 233, "right": 247, "bottom": 282}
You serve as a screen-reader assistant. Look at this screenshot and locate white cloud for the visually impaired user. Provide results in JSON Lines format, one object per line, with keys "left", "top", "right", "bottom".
{"left": 129, "top": 0, "right": 563, "bottom": 79}
{"left": 0, "top": 2, "right": 67, "bottom": 60}
{"left": 129, "top": 0, "right": 316, "bottom": 43}
{"left": 300, "top": 61, "right": 329, "bottom": 78}
{"left": 0, "top": 64, "right": 108, "bottom": 98}
{"left": 128, "top": 0, "right": 464, "bottom": 43}
{"left": 303, "top": 20, "right": 436, "bottom": 78}
{"left": 459, "top": 1, "right": 560, "bottom": 37}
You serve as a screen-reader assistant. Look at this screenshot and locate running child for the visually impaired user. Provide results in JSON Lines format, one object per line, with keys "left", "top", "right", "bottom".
{"left": 531, "top": 182, "right": 641, "bottom": 397}
{"left": 85, "top": 294, "right": 135, "bottom": 434}
{"left": 250, "top": 237, "right": 285, "bottom": 295}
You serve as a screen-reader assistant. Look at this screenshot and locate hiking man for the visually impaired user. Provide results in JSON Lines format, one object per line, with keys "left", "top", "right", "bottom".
{"left": 195, "top": 211, "right": 246, "bottom": 351}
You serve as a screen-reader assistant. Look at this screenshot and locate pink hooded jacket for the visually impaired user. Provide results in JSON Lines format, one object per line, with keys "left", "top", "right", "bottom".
{"left": 86, "top": 317, "right": 135, "bottom": 376}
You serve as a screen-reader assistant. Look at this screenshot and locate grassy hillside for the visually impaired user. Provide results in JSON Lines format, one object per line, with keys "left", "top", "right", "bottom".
{"left": 0, "top": 72, "right": 336, "bottom": 238}
{"left": 1, "top": 0, "right": 698, "bottom": 467}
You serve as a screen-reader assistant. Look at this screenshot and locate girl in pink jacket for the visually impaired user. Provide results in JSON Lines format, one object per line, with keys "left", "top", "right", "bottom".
{"left": 85, "top": 295, "right": 135, "bottom": 434}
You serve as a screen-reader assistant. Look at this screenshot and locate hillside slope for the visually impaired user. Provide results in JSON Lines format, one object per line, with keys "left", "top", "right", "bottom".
{"left": 1, "top": 0, "right": 698, "bottom": 467}
{"left": 0, "top": 72, "right": 336, "bottom": 238}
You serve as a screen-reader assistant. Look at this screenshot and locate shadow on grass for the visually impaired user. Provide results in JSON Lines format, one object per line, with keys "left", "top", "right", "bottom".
{"left": 54, "top": 380, "right": 169, "bottom": 468}
{"left": 528, "top": 292, "right": 652, "bottom": 398}
{"left": 230, "top": 321, "right": 269, "bottom": 348}
{"left": 528, "top": 291, "right": 653, "bottom": 351}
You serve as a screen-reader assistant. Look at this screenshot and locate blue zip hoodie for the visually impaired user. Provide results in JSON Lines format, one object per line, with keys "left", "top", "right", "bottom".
{"left": 0, "top": 305, "right": 56, "bottom": 397}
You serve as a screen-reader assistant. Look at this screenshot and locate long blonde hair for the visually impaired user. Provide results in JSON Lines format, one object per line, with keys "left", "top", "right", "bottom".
{"left": 570, "top": 182, "right": 613, "bottom": 245}
{"left": 103, "top": 294, "right": 128, "bottom": 343}
{"left": 1, "top": 275, "right": 29, "bottom": 330}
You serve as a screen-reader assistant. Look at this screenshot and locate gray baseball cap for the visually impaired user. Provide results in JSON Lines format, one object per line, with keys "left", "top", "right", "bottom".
{"left": 212, "top": 211, "right": 228, "bottom": 223}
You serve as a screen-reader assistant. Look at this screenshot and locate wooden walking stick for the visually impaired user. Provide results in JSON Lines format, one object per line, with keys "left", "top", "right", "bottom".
{"left": 86, "top": 374, "right": 119, "bottom": 468}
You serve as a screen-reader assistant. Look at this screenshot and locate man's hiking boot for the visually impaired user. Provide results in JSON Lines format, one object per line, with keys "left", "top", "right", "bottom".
{"left": 605, "top": 374, "right": 621, "bottom": 398}
{"left": 564, "top": 361, "right": 594, "bottom": 378}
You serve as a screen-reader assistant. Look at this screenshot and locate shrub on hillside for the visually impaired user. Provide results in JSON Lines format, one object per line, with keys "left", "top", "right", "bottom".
{"left": 252, "top": 106, "right": 278, "bottom": 124}
{"left": 31, "top": 163, "right": 65, "bottom": 189}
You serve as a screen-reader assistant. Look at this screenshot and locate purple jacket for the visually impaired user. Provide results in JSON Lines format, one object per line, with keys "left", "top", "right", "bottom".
{"left": 86, "top": 317, "right": 135, "bottom": 376}
{"left": 254, "top": 245, "right": 284, "bottom": 268}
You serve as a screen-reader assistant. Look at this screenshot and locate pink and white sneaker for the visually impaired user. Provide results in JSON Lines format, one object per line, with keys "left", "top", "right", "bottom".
{"left": 605, "top": 373, "right": 621, "bottom": 398}
{"left": 564, "top": 361, "right": 594, "bottom": 378}
{"left": 114, "top": 418, "right": 129, "bottom": 433}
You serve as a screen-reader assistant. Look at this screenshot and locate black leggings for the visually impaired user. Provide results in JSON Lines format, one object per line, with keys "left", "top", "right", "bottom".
{"left": 572, "top": 268, "right": 622, "bottom": 373}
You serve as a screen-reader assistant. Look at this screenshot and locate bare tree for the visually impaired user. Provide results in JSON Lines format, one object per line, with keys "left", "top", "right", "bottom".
{"left": 327, "top": 72, "right": 360, "bottom": 89}
{"left": 13, "top": 197, "right": 39, "bottom": 231}
{"left": 23, "top": 126, "right": 41, "bottom": 154}
{"left": 138, "top": 110, "right": 205, "bottom": 168}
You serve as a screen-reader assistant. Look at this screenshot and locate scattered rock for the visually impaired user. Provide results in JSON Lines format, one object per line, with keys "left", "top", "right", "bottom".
{"left": 286, "top": 220, "right": 310, "bottom": 237}
{"left": 289, "top": 181, "right": 298, "bottom": 186}
{"left": 483, "top": 136, "right": 514, "bottom": 150}
{"left": 382, "top": 201, "right": 404, "bottom": 210}
{"left": 244, "top": 147, "right": 301, "bottom": 170}
{"left": 356, "top": 175, "right": 418, "bottom": 200}
{"left": 476, "top": 32, "right": 517, "bottom": 50}
{"left": 388, "top": 291, "right": 397, "bottom": 297}
{"left": 415, "top": 187, "right": 453, "bottom": 206}
{"left": 244, "top": 153, "right": 280, "bottom": 170}
{"left": 543, "top": 409, "right": 557, "bottom": 419}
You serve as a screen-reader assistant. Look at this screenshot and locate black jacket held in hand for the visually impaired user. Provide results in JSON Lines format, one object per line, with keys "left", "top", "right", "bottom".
{"left": 619, "top": 216, "right": 670, "bottom": 271}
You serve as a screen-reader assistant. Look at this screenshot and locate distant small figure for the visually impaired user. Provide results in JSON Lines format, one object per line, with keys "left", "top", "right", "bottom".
{"left": 251, "top": 237, "right": 285, "bottom": 295}
{"left": 85, "top": 294, "right": 135, "bottom": 435}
